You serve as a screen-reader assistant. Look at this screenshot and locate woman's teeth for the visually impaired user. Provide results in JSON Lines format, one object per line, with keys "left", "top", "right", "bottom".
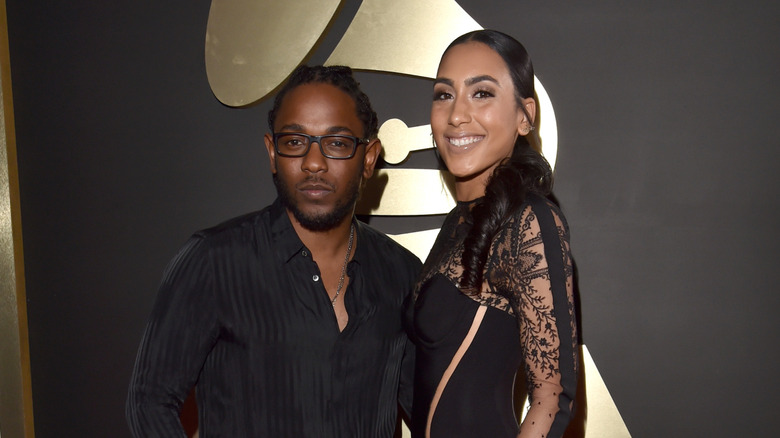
{"left": 448, "top": 136, "right": 483, "bottom": 147}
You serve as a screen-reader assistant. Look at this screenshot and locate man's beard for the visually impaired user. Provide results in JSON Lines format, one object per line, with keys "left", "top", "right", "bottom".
{"left": 273, "top": 171, "right": 362, "bottom": 232}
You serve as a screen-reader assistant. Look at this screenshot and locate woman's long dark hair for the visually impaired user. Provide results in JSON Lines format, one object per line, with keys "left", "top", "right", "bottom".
{"left": 446, "top": 30, "right": 554, "bottom": 295}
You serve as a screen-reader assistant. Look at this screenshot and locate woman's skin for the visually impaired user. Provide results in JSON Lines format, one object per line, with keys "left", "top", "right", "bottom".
{"left": 431, "top": 41, "right": 535, "bottom": 202}
{"left": 431, "top": 39, "right": 568, "bottom": 438}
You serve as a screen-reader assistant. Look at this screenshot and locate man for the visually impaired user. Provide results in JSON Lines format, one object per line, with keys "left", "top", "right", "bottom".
{"left": 127, "top": 65, "right": 420, "bottom": 437}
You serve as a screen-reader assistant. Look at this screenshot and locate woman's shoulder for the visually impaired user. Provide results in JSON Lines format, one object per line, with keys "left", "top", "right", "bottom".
{"left": 492, "top": 193, "right": 570, "bottom": 249}
{"left": 509, "top": 193, "right": 568, "bottom": 228}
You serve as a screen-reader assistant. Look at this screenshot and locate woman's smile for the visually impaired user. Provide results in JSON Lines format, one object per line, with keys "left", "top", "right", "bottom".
{"left": 445, "top": 135, "right": 485, "bottom": 149}
{"left": 431, "top": 41, "right": 528, "bottom": 200}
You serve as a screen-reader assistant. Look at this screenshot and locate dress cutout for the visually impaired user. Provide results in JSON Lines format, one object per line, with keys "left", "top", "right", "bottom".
{"left": 409, "top": 194, "right": 578, "bottom": 438}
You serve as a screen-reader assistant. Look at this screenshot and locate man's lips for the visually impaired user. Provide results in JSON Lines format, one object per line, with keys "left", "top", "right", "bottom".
{"left": 296, "top": 180, "right": 334, "bottom": 198}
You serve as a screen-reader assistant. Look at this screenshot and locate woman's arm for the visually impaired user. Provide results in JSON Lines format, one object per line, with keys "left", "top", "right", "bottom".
{"left": 506, "top": 199, "right": 578, "bottom": 438}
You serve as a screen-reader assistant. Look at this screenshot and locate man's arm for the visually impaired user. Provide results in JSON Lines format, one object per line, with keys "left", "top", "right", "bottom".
{"left": 398, "top": 334, "right": 415, "bottom": 420}
{"left": 398, "top": 252, "right": 421, "bottom": 420}
{"left": 126, "top": 235, "right": 218, "bottom": 437}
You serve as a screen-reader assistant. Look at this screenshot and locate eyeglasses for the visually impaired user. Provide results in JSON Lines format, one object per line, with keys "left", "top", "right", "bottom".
{"left": 272, "top": 132, "right": 369, "bottom": 160}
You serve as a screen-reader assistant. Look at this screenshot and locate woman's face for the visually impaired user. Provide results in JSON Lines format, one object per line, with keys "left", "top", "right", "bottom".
{"left": 431, "top": 41, "right": 534, "bottom": 201}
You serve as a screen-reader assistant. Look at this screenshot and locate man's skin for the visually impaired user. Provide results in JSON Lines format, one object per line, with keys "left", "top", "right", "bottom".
{"left": 264, "top": 82, "right": 382, "bottom": 331}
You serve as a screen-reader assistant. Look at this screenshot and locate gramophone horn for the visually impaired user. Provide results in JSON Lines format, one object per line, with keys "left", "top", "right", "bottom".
{"left": 325, "top": 0, "right": 481, "bottom": 78}
{"left": 205, "top": 0, "right": 341, "bottom": 107}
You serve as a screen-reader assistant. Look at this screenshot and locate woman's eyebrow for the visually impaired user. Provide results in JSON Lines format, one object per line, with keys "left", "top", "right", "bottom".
{"left": 465, "top": 75, "right": 499, "bottom": 86}
{"left": 433, "top": 77, "right": 453, "bottom": 87}
{"left": 433, "top": 75, "right": 500, "bottom": 87}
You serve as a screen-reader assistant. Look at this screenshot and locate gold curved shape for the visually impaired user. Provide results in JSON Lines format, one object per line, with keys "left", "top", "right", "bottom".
{"left": 387, "top": 228, "right": 440, "bottom": 261}
{"left": 325, "top": 0, "right": 480, "bottom": 78}
{"left": 535, "top": 77, "right": 558, "bottom": 169}
{"left": 356, "top": 168, "right": 456, "bottom": 216}
{"left": 578, "top": 345, "right": 632, "bottom": 437}
{"left": 205, "top": 0, "right": 342, "bottom": 106}
{"left": 518, "top": 346, "right": 632, "bottom": 438}
{"left": 377, "top": 118, "right": 432, "bottom": 165}
{"left": 0, "top": 0, "right": 34, "bottom": 434}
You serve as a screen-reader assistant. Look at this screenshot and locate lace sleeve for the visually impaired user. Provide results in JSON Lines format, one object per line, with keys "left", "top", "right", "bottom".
{"left": 490, "top": 196, "right": 578, "bottom": 438}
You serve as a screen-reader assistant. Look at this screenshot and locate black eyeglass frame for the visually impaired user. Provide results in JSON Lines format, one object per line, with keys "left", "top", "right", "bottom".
{"left": 271, "top": 132, "right": 370, "bottom": 160}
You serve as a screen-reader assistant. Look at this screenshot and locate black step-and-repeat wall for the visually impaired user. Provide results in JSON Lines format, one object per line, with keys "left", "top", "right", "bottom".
{"left": 6, "top": 0, "right": 779, "bottom": 436}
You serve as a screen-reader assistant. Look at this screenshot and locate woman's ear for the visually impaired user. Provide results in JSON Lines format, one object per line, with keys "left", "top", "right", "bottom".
{"left": 517, "top": 97, "right": 537, "bottom": 136}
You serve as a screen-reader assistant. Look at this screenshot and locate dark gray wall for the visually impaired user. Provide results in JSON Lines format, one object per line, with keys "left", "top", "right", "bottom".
{"left": 7, "top": 0, "right": 779, "bottom": 436}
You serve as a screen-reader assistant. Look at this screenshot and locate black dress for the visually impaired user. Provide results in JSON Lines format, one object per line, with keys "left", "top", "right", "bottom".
{"left": 408, "top": 194, "right": 578, "bottom": 438}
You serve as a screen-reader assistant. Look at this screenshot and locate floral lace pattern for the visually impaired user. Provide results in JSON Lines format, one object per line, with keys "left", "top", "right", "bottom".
{"left": 415, "top": 196, "right": 578, "bottom": 437}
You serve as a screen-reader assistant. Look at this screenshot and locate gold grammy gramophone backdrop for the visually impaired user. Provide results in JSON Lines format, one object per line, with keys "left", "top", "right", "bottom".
{"left": 205, "top": 1, "right": 629, "bottom": 436}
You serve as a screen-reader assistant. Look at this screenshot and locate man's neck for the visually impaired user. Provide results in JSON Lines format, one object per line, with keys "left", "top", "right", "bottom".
{"left": 287, "top": 211, "right": 355, "bottom": 259}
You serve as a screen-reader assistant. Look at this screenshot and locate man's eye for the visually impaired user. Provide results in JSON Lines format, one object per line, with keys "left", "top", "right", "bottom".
{"left": 325, "top": 138, "right": 350, "bottom": 148}
{"left": 284, "top": 137, "right": 306, "bottom": 147}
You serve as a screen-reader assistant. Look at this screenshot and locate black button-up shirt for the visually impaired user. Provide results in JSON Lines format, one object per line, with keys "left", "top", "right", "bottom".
{"left": 127, "top": 198, "right": 420, "bottom": 437}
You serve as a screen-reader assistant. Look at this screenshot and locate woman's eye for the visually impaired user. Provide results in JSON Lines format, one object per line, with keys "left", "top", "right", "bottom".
{"left": 433, "top": 91, "right": 452, "bottom": 101}
{"left": 474, "top": 89, "right": 494, "bottom": 99}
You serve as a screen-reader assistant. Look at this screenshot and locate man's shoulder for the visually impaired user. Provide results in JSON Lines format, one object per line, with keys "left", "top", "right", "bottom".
{"left": 193, "top": 205, "right": 273, "bottom": 242}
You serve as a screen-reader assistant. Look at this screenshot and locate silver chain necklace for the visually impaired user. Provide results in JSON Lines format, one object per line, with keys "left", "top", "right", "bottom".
{"left": 331, "top": 224, "right": 355, "bottom": 306}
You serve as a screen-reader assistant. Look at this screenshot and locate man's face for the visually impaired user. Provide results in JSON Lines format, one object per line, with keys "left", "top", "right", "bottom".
{"left": 264, "top": 82, "right": 381, "bottom": 231}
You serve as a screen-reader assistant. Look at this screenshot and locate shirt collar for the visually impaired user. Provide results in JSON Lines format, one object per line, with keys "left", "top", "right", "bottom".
{"left": 268, "top": 197, "right": 365, "bottom": 266}
{"left": 350, "top": 220, "right": 366, "bottom": 266}
{"left": 269, "top": 198, "right": 305, "bottom": 264}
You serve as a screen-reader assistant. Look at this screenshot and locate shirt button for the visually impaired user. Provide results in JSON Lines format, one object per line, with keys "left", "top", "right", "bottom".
{"left": 302, "top": 250, "right": 308, "bottom": 257}
{"left": 312, "top": 274, "right": 320, "bottom": 282}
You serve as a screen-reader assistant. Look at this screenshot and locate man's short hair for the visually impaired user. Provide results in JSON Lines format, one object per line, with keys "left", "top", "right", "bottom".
{"left": 267, "top": 65, "right": 379, "bottom": 140}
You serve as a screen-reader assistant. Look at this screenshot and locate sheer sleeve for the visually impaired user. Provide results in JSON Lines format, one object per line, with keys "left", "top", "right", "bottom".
{"left": 489, "top": 196, "right": 578, "bottom": 438}
{"left": 126, "top": 235, "right": 219, "bottom": 437}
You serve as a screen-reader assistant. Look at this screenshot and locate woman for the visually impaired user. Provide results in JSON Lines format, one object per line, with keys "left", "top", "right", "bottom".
{"left": 408, "top": 30, "right": 578, "bottom": 438}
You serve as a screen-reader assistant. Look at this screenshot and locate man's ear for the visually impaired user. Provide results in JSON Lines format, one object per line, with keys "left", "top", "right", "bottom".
{"left": 362, "top": 139, "right": 382, "bottom": 180}
{"left": 263, "top": 133, "right": 277, "bottom": 173}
